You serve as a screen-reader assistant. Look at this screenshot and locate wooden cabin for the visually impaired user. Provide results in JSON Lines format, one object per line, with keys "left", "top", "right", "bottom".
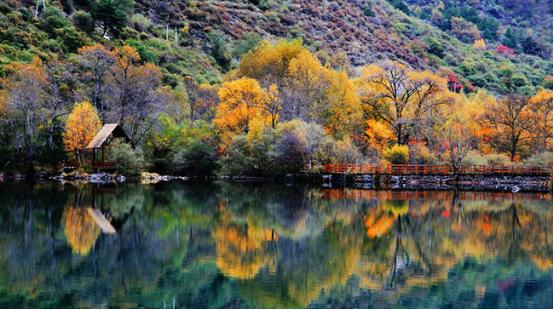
{"left": 86, "top": 124, "right": 131, "bottom": 171}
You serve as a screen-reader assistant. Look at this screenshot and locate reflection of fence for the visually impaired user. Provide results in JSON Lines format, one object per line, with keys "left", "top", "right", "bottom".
{"left": 323, "top": 164, "right": 550, "bottom": 176}
{"left": 321, "top": 188, "right": 551, "bottom": 201}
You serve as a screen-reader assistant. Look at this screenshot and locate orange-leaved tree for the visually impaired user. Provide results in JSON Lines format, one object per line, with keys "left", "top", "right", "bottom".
{"left": 64, "top": 101, "right": 102, "bottom": 166}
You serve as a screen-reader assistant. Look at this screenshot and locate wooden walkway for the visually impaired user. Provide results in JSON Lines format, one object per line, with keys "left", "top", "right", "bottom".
{"left": 323, "top": 164, "right": 550, "bottom": 176}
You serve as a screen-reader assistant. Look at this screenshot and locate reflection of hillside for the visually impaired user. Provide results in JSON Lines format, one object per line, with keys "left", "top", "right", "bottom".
{"left": 0, "top": 183, "right": 551, "bottom": 308}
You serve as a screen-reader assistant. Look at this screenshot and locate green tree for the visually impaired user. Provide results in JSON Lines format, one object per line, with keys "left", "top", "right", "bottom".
{"left": 91, "top": 0, "right": 132, "bottom": 37}
{"left": 208, "top": 31, "right": 231, "bottom": 71}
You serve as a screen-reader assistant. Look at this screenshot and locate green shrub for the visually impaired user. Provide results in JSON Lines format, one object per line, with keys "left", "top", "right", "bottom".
{"left": 425, "top": 37, "right": 444, "bottom": 58}
{"left": 108, "top": 139, "right": 146, "bottom": 175}
{"left": 171, "top": 122, "right": 219, "bottom": 176}
{"left": 387, "top": 0, "right": 410, "bottom": 15}
{"left": 524, "top": 152, "right": 553, "bottom": 167}
{"left": 72, "top": 10, "right": 95, "bottom": 34}
{"left": 130, "top": 14, "right": 151, "bottom": 32}
{"left": 462, "top": 150, "right": 488, "bottom": 165}
{"left": 335, "top": 138, "right": 363, "bottom": 163}
{"left": 217, "top": 135, "right": 256, "bottom": 176}
{"left": 484, "top": 153, "right": 512, "bottom": 166}
{"left": 40, "top": 7, "right": 71, "bottom": 33}
{"left": 383, "top": 144, "right": 409, "bottom": 164}
{"left": 54, "top": 26, "right": 87, "bottom": 52}
{"left": 463, "top": 151, "right": 512, "bottom": 166}
{"left": 233, "top": 32, "right": 261, "bottom": 59}
{"left": 364, "top": 5, "right": 375, "bottom": 17}
{"left": 125, "top": 39, "right": 159, "bottom": 63}
{"left": 207, "top": 31, "right": 231, "bottom": 71}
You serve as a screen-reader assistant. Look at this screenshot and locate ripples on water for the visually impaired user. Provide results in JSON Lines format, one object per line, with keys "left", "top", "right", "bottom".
{"left": 0, "top": 181, "right": 551, "bottom": 308}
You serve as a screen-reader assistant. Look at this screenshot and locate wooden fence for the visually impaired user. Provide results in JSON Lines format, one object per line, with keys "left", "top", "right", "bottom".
{"left": 322, "top": 164, "right": 550, "bottom": 176}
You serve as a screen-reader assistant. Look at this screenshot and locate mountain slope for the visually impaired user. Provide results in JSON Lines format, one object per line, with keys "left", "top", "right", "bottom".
{"left": 0, "top": 0, "right": 552, "bottom": 94}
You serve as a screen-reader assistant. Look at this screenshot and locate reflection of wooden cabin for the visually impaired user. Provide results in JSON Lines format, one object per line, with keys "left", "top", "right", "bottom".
{"left": 86, "top": 123, "right": 131, "bottom": 171}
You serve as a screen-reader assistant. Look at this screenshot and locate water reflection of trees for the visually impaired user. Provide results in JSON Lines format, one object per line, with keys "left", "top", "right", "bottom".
{"left": 0, "top": 183, "right": 550, "bottom": 308}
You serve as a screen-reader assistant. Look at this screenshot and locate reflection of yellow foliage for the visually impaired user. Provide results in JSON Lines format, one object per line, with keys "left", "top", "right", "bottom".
{"left": 365, "top": 209, "right": 396, "bottom": 238}
{"left": 63, "top": 207, "right": 100, "bottom": 256}
{"left": 213, "top": 224, "right": 276, "bottom": 280}
{"left": 382, "top": 200, "right": 409, "bottom": 216}
{"left": 531, "top": 255, "right": 552, "bottom": 271}
{"left": 286, "top": 232, "right": 361, "bottom": 307}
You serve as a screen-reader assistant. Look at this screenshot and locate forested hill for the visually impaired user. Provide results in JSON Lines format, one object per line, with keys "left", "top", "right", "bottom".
{"left": 1, "top": 0, "right": 552, "bottom": 93}
{"left": 0, "top": 0, "right": 552, "bottom": 175}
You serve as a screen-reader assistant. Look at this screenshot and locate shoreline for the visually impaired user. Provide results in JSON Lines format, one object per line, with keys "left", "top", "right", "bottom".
{"left": 0, "top": 171, "right": 551, "bottom": 192}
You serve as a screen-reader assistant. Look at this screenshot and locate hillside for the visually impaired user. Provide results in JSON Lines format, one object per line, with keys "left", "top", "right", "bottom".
{"left": 0, "top": 0, "right": 552, "bottom": 175}
{"left": 1, "top": 0, "right": 552, "bottom": 93}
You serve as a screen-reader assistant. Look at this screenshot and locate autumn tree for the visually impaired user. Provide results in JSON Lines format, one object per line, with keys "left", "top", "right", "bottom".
{"left": 284, "top": 50, "right": 329, "bottom": 121}
{"left": 184, "top": 78, "right": 219, "bottom": 121}
{"left": 157, "top": 83, "right": 191, "bottom": 124}
{"left": 76, "top": 44, "right": 115, "bottom": 121}
{"left": 365, "top": 119, "right": 396, "bottom": 155}
{"left": 436, "top": 94, "right": 483, "bottom": 172}
{"left": 64, "top": 101, "right": 102, "bottom": 165}
{"left": 43, "top": 61, "right": 77, "bottom": 150}
{"left": 357, "top": 61, "right": 454, "bottom": 145}
{"left": 105, "top": 45, "right": 162, "bottom": 144}
{"left": 528, "top": 89, "right": 553, "bottom": 153}
{"left": 323, "top": 70, "right": 363, "bottom": 139}
{"left": 1, "top": 57, "right": 49, "bottom": 160}
{"left": 213, "top": 78, "right": 271, "bottom": 146}
{"left": 236, "top": 39, "right": 305, "bottom": 87}
{"left": 264, "top": 84, "right": 281, "bottom": 129}
{"left": 484, "top": 94, "right": 533, "bottom": 161}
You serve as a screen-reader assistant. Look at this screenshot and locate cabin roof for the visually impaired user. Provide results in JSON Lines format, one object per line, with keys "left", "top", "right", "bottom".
{"left": 86, "top": 124, "right": 130, "bottom": 149}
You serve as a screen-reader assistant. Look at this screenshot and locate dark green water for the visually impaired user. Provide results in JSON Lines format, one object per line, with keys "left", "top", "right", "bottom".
{"left": 0, "top": 181, "right": 551, "bottom": 308}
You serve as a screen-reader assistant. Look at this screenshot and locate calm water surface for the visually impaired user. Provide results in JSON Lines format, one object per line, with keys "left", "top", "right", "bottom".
{"left": 0, "top": 181, "right": 551, "bottom": 308}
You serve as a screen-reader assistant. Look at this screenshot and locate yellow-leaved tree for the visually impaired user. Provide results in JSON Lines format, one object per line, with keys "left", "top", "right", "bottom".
{"left": 236, "top": 39, "right": 305, "bottom": 87}
{"left": 357, "top": 61, "right": 454, "bottom": 145}
{"left": 365, "top": 119, "right": 396, "bottom": 155}
{"left": 213, "top": 78, "right": 271, "bottom": 147}
{"left": 285, "top": 49, "right": 329, "bottom": 121}
{"left": 436, "top": 93, "right": 484, "bottom": 172}
{"left": 64, "top": 101, "right": 102, "bottom": 165}
{"left": 324, "top": 70, "right": 363, "bottom": 139}
{"left": 528, "top": 89, "right": 553, "bottom": 152}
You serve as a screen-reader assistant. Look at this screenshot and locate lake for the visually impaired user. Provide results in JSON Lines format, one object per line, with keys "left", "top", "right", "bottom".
{"left": 0, "top": 181, "right": 551, "bottom": 308}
